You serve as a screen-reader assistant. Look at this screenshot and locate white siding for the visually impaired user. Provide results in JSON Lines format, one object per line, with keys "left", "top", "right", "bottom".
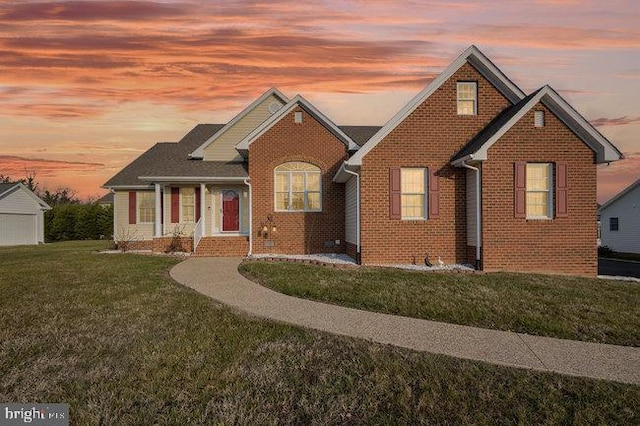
{"left": 0, "top": 189, "right": 41, "bottom": 214}
{"left": 345, "top": 177, "right": 357, "bottom": 244}
{"left": 0, "top": 213, "right": 37, "bottom": 245}
{"left": 0, "top": 187, "right": 45, "bottom": 245}
{"left": 203, "top": 94, "right": 285, "bottom": 161}
{"left": 600, "top": 184, "right": 640, "bottom": 254}
{"left": 466, "top": 169, "right": 478, "bottom": 247}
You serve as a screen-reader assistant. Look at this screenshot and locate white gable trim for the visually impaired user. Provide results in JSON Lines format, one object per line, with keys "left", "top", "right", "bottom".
{"left": 346, "top": 45, "right": 526, "bottom": 166}
{"left": 459, "top": 86, "right": 623, "bottom": 164}
{"left": 598, "top": 179, "right": 640, "bottom": 213}
{"left": 189, "top": 87, "right": 289, "bottom": 159}
{"left": 0, "top": 183, "right": 51, "bottom": 210}
{"left": 236, "top": 95, "right": 358, "bottom": 153}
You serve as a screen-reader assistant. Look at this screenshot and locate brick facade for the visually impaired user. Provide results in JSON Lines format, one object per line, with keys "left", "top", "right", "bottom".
{"left": 194, "top": 236, "right": 249, "bottom": 256}
{"left": 152, "top": 236, "right": 194, "bottom": 253}
{"left": 359, "top": 63, "right": 510, "bottom": 265}
{"left": 248, "top": 106, "right": 348, "bottom": 255}
{"left": 481, "top": 104, "right": 597, "bottom": 276}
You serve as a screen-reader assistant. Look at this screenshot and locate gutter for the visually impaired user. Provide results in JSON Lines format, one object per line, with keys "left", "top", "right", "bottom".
{"left": 343, "top": 169, "right": 361, "bottom": 256}
{"left": 459, "top": 160, "right": 482, "bottom": 270}
{"left": 243, "top": 177, "right": 253, "bottom": 256}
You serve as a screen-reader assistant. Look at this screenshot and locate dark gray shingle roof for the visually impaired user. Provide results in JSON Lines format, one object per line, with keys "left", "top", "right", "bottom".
{"left": 451, "top": 90, "right": 540, "bottom": 162}
{"left": 104, "top": 123, "right": 381, "bottom": 188}
{"left": 97, "top": 192, "right": 114, "bottom": 204}
{"left": 103, "top": 124, "right": 248, "bottom": 187}
{"left": 0, "top": 182, "right": 17, "bottom": 195}
{"left": 339, "top": 125, "right": 382, "bottom": 147}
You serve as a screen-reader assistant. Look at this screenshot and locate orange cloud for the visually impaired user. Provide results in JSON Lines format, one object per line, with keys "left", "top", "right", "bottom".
{"left": 591, "top": 116, "right": 640, "bottom": 127}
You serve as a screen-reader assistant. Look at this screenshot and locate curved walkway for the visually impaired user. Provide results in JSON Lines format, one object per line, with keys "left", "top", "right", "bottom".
{"left": 170, "top": 257, "right": 640, "bottom": 385}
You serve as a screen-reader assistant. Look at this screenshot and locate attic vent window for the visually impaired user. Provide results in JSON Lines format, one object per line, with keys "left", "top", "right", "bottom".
{"left": 268, "top": 101, "right": 282, "bottom": 114}
{"left": 534, "top": 110, "right": 545, "bottom": 127}
{"left": 294, "top": 111, "right": 303, "bottom": 123}
{"left": 457, "top": 82, "right": 477, "bottom": 115}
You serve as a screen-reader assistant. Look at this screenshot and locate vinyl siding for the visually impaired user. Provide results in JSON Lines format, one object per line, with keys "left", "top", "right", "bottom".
{"left": 203, "top": 94, "right": 285, "bottom": 161}
{"left": 600, "top": 184, "right": 640, "bottom": 254}
{"left": 0, "top": 188, "right": 41, "bottom": 214}
{"left": 345, "top": 176, "right": 357, "bottom": 244}
{"left": 114, "top": 190, "right": 154, "bottom": 241}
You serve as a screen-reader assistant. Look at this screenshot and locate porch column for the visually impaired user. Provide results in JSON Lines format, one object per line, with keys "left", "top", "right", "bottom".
{"left": 200, "top": 183, "right": 206, "bottom": 232}
{"left": 154, "top": 183, "right": 162, "bottom": 237}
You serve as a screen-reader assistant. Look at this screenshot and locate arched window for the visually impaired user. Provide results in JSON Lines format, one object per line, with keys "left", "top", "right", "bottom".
{"left": 274, "top": 162, "right": 321, "bottom": 211}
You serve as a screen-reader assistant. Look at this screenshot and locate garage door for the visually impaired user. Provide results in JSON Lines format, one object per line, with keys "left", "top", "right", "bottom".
{"left": 0, "top": 213, "right": 37, "bottom": 246}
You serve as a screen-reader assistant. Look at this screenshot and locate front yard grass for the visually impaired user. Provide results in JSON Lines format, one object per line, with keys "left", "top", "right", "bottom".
{"left": 240, "top": 261, "right": 640, "bottom": 346}
{"left": 1, "top": 242, "right": 638, "bottom": 424}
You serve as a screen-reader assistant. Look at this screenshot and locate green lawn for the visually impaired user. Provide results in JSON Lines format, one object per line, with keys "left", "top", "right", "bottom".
{"left": 240, "top": 261, "right": 640, "bottom": 347}
{"left": 0, "top": 242, "right": 638, "bottom": 424}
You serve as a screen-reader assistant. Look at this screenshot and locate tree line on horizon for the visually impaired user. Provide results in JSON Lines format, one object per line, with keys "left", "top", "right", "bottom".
{"left": 1, "top": 173, "right": 113, "bottom": 242}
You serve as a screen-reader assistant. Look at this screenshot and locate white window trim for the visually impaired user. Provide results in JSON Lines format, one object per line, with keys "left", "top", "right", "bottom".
{"left": 457, "top": 81, "right": 477, "bottom": 116}
{"left": 273, "top": 164, "right": 322, "bottom": 212}
{"left": 138, "top": 191, "right": 155, "bottom": 224}
{"left": 526, "top": 163, "right": 554, "bottom": 220}
{"left": 180, "top": 187, "right": 196, "bottom": 223}
{"left": 401, "top": 168, "right": 428, "bottom": 220}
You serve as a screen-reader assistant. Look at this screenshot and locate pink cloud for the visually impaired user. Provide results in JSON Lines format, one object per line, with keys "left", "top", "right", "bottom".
{"left": 591, "top": 116, "right": 640, "bottom": 127}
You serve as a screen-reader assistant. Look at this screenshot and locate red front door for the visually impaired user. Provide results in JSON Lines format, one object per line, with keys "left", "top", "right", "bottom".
{"left": 222, "top": 190, "right": 240, "bottom": 232}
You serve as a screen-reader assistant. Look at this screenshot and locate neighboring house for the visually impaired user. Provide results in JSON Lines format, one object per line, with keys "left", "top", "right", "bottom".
{"left": 97, "top": 192, "right": 114, "bottom": 208}
{"left": 0, "top": 182, "right": 51, "bottom": 246}
{"left": 598, "top": 179, "right": 640, "bottom": 254}
{"left": 104, "top": 46, "right": 623, "bottom": 276}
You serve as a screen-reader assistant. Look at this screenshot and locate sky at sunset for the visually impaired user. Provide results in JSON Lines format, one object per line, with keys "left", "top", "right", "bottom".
{"left": 0, "top": 0, "right": 638, "bottom": 203}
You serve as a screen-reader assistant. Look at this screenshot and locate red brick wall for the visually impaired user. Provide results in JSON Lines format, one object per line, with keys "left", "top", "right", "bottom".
{"left": 360, "top": 63, "right": 511, "bottom": 265}
{"left": 117, "top": 240, "right": 152, "bottom": 251}
{"left": 481, "top": 104, "right": 597, "bottom": 276}
{"left": 153, "top": 236, "right": 193, "bottom": 253}
{"left": 194, "top": 236, "right": 249, "bottom": 256}
{"left": 248, "top": 106, "right": 348, "bottom": 254}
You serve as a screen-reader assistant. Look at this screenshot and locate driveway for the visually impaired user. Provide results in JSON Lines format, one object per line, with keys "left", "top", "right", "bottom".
{"left": 598, "top": 258, "right": 640, "bottom": 278}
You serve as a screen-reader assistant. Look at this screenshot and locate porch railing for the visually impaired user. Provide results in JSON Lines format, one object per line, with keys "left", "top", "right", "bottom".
{"left": 193, "top": 217, "right": 204, "bottom": 252}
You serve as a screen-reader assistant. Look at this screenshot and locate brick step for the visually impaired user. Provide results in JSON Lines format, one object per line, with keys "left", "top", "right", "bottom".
{"left": 194, "top": 236, "right": 250, "bottom": 257}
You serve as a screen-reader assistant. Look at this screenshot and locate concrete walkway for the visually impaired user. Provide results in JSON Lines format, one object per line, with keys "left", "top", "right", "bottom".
{"left": 170, "top": 257, "right": 640, "bottom": 385}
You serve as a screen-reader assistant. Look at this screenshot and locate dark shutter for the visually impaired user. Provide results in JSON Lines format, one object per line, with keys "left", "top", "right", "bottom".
{"left": 389, "top": 168, "right": 401, "bottom": 220}
{"left": 514, "top": 162, "right": 526, "bottom": 218}
{"left": 171, "top": 187, "right": 180, "bottom": 223}
{"left": 128, "top": 191, "right": 136, "bottom": 224}
{"left": 428, "top": 168, "right": 439, "bottom": 219}
{"left": 195, "top": 187, "right": 201, "bottom": 222}
{"left": 555, "top": 162, "right": 568, "bottom": 218}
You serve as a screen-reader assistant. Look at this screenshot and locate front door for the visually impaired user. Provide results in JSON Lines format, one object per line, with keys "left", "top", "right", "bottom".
{"left": 222, "top": 190, "right": 240, "bottom": 232}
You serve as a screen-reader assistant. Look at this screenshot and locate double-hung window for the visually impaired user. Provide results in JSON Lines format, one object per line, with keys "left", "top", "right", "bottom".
{"left": 457, "top": 82, "right": 477, "bottom": 115}
{"left": 138, "top": 192, "right": 155, "bottom": 223}
{"left": 401, "top": 168, "right": 427, "bottom": 219}
{"left": 526, "top": 163, "right": 553, "bottom": 219}
{"left": 181, "top": 187, "right": 195, "bottom": 222}
{"left": 275, "top": 162, "right": 321, "bottom": 212}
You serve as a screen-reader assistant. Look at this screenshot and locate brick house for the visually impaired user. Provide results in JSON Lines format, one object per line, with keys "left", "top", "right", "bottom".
{"left": 103, "top": 46, "right": 622, "bottom": 276}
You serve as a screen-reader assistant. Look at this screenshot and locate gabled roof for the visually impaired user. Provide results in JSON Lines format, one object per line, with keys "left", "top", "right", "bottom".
{"left": 97, "top": 192, "right": 114, "bottom": 204}
{"left": 103, "top": 124, "right": 248, "bottom": 188}
{"left": 346, "top": 45, "right": 526, "bottom": 166}
{"left": 236, "top": 95, "right": 359, "bottom": 154}
{"left": 451, "top": 85, "right": 624, "bottom": 165}
{"left": 189, "top": 88, "right": 289, "bottom": 159}
{"left": 339, "top": 125, "right": 382, "bottom": 147}
{"left": 598, "top": 179, "right": 640, "bottom": 213}
{"left": 0, "top": 182, "right": 51, "bottom": 210}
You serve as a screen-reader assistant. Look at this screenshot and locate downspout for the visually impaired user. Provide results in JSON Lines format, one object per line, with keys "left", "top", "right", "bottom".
{"left": 243, "top": 177, "right": 253, "bottom": 256}
{"left": 460, "top": 161, "right": 481, "bottom": 270}
{"left": 343, "top": 169, "right": 360, "bottom": 258}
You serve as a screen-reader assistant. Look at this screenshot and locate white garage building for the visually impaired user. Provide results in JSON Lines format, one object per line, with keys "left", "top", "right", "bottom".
{"left": 598, "top": 179, "right": 640, "bottom": 254}
{"left": 0, "top": 183, "right": 51, "bottom": 246}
